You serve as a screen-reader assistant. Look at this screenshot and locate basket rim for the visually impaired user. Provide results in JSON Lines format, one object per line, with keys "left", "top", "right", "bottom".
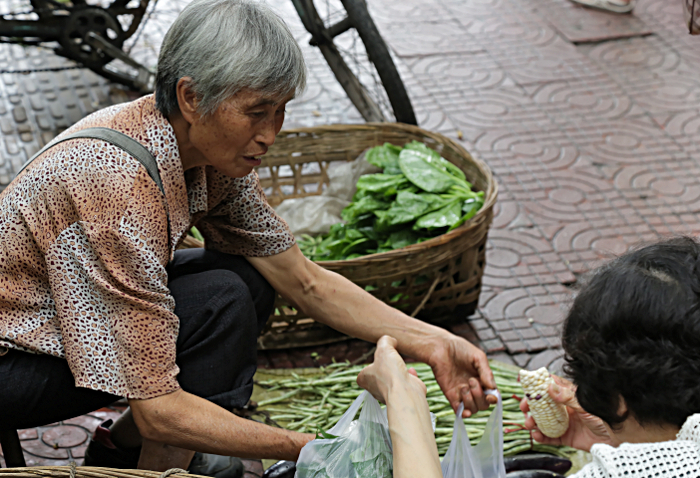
{"left": 272, "top": 122, "right": 499, "bottom": 265}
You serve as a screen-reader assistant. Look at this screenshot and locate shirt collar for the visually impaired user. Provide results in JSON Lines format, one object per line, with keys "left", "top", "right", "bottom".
{"left": 139, "top": 96, "right": 208, "bottom": 248}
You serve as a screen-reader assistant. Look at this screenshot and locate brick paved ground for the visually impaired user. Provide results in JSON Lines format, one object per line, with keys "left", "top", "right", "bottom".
{"left": 1, "top": 0, "right": 699, "bottom": 469}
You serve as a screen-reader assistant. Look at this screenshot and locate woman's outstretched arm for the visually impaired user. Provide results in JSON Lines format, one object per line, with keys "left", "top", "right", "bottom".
{"left": 357, "top": 336, "right": 443, "bottom": 478}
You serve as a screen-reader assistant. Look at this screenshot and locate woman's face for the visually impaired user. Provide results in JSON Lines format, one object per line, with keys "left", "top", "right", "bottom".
{"left": 185, "top": 88, "right": 294, "bottom": 178}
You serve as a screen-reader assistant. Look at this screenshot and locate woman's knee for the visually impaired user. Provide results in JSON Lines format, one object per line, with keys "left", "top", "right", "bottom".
{"left": 213, "top": 270, "right": 274, "bottom": 336}
{"left": 168, "top": 251, "right": 275, "bottom": 329}
{"left": 172, "top": 269, "right": 254, "bottom": 322}
{"left": 172, "top": 270, "right": 262, "bottom": 403}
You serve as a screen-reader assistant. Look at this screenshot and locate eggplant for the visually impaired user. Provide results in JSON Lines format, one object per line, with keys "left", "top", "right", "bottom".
{"left": 504, "top": 453, "right": 572, "bottom": 474}
{"left": 506, "top": 470, "right": 566, "bottom": 478}
{"left": 262, "top": 460, "right": 296, "bottom": 478}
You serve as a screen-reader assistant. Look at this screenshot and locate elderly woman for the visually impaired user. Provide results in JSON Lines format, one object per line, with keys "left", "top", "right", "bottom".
{"left": 0, "top": 0, "right": 495, "bottom": 473}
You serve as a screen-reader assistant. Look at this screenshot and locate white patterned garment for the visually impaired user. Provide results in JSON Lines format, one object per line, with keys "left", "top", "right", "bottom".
{"left": 574, "top": 414, "right": 700, "bottom": 477}
{"left": 0, "top": 95, "right": 295, "bottom": 399}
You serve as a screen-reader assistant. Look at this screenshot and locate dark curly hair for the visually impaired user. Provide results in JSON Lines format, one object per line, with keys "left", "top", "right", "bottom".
{"left": 563, "top": 236, "right": 700, "bottom": 429}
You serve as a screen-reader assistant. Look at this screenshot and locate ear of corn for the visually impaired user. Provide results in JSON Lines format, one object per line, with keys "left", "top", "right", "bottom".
{"left": 518, "top": 367, "right": 569, "bottom": 438}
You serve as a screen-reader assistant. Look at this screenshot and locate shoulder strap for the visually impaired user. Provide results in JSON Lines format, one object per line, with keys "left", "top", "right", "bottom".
{"left": 18, "top": 126, "right": 171, "bottom": 240}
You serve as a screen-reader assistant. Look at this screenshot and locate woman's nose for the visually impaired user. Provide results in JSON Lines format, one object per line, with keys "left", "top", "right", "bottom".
{"left": 256, "top": 117, "right": 277, "bottom": 146}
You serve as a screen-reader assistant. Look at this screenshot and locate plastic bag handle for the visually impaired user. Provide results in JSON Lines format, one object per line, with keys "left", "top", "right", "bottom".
{"left": 442, "top": 388, "right": 506, "bottom": 478}
{"left": 485, "top": 389, "right": 500, "bottom": 400}
{"left": 454, "top": 389, "right": 500, "bottom": 417}
{"left": 327, "top": 390, "right": 369, "bottom": 436}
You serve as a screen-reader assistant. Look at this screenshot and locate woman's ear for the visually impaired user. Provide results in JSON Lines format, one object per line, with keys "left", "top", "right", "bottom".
{"left": 176, "top": 77, "right": 200, "bottom": 125}
{"left": 617, "top": 396, "right": 628, "bottom": 416}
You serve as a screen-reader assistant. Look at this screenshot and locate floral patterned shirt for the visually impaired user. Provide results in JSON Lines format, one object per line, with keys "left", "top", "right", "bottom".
{"left": 0, "top": 95, "right": 294, "bottom": 399}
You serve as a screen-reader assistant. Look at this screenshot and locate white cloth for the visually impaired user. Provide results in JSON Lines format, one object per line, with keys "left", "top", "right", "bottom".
{"left": 574, "top": 414, "right": 700, "bottom": 477}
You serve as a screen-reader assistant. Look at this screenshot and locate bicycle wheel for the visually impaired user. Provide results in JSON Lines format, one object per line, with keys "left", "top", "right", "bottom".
{"left": 0, "top": 0, "right": 151, "bottom": 89}
{"left": 56, "top": 0, "right": 149, "bottom": 69}
{"left": 292, "top": 0, "right": 417, "bottom": 125}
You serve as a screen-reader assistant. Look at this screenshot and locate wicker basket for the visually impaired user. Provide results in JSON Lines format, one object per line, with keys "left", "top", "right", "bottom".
{"left": 249, "top": 123, "right": 498, "bottom": 349}
{"left": 181, "top": 123, "right": 497, "bottom": 349}
{"left": 0, "top": 467, "right": 196, "bottom": 478}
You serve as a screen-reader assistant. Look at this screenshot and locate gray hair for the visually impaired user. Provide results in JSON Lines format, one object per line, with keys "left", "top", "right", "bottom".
{"left": 155, "top": 0, "right": 307, "bottom": 117}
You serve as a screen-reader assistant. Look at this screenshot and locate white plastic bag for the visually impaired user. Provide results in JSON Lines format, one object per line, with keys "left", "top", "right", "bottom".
{"left": 274, "top": 150, "right": 381, "bottom": 237}
{"left": 274, "top": 196, "right": 349, "bottom": 236}
{"left": 295, "top": 390, "right": 393, "bottom": 478}
{"left": 441, "top": 390, "right": 507, "bottom": 478}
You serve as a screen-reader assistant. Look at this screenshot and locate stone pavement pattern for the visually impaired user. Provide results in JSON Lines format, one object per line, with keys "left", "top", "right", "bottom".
{"left": 0, "top": 0, "right": 699, "bottom": 469}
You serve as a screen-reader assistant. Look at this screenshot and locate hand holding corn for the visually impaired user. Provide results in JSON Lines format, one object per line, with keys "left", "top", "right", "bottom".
{"left": 519, "top": 367, "right": 569, "bottom": 438}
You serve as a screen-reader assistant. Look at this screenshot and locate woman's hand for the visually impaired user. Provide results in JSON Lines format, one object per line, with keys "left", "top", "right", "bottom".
{"left": 357, "top": 336, "right": 426, "bottom": 403}
{"left": 428, "top": 335, "right": 497, "bottom": 418}
{"left": 358, "top": 336, "right": 442, "bottom": 478}
{"left": 519, "top": 375, "right": 617, "bottom": 451}
{"left": 249, "top": 248, "right": 496, "bottom": 417}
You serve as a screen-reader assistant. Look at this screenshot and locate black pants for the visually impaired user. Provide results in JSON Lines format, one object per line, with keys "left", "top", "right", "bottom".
{"left": 0, "top": 249, "right": 275, "bottom": 430}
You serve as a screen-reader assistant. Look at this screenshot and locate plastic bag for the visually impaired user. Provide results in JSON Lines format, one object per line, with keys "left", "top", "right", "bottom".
{"left": 295, "top": 390, "right": 393, "bottom": 478}
{"left": 274, "top": 150, "right": 381, "bottom": 237}
{"left": 322, "top": 150, "right": 381, "bottom": 201}
{"left": 441, "top": 390, "right": 506, "bottom": 478}
{"left": 274, "top": 196, "right": 349, "bottom": 236}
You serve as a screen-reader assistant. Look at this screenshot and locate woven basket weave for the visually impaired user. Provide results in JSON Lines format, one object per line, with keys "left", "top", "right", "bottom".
{"left": 0, "top": 467, "right": 196, "bottom": 478}
{"left": 182, "top": 123, "right": 497, "bottom": 349}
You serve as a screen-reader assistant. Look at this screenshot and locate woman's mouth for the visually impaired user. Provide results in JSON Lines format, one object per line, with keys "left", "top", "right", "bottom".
{"left": 243, "top": 156, "right": 263, "bottom": 166}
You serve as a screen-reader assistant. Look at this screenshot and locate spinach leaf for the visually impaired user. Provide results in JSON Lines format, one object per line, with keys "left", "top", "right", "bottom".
{"left": 341, "top": 237, "right": 374, "bottom": 256}
{"left": 355, "top": 173, "right": 409, "bottom": 196}
{"left": 341, "top": 195, "right": 390, "bottom": 222}
{"left": 399, "top": 148, "right": 465, "bottom": 193}
{"left": 404, "top": 140, "right": 467, "bottom": 182}
{"left": 365, "top": 143, "right": 402, "bottom": 175}
{"left": 389, "top": 229, "right": 421, "bottom": 249}
{"left": 413, "top": 199, "right": 463, "bottom": 230}
{"left": 447, "top": 196, "right": 485, "bottom": 231}
{"left": 378, "top": 191, "right": 431, "bottom": 225}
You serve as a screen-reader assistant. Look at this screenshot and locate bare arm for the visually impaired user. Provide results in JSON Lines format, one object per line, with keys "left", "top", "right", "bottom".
{"left": 129, "top": 388, "right": 314, "bottom": 460}
{"left": 358, "top": 336, "right": 442, "bottom": 478}
{"left": 247, "top": 245, "right": 497, "bottom": 416}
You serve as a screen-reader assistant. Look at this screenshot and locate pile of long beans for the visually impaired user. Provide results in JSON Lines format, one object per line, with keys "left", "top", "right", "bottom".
{"left": 255, "top": 361, "right": 571, "bottom": 458}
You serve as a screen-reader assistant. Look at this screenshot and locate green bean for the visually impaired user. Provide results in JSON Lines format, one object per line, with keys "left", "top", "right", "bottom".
{"left": 256, "top": 361, "right": 575, "bottom": 458}
{"left": 257, "top": 389, "right": 299, "bottom": 407}
{"left": 270, "top": 414, "right": 304, "bottom": 421}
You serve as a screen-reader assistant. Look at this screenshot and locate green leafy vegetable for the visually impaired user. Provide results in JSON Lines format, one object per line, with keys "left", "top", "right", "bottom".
{"left": 341, "top": 195, "right": 391, "bottom": 222}
{"left": 365, "top": 143, "right": 402, "bottom": 175}
{"left": 404, "top": 141, "right": 467, "bottom": 181}
{"left": 355, "top": 173, "right": 409, "bottom": 196}
{"left": 297, "top": 141, "right": 484, "bottom": 262}
{"left": 413, "top": 199, "right": 462, "bottom": 230}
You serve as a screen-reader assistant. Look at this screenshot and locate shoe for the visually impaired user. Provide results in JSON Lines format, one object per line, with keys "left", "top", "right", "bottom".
{"left": 188, "top": 453, "right": 244, "bottom": 478}
{"left": 568, "top": 0, "right": 635, "bottom": 13}
{"left": 262, "top": 461, "right": 296, "bottom": 478}
{"left": 83, "top": 420, "right": 244, "bottom": 478}
{"left": 83, "top": 419, "right": 141, "bottom": 468}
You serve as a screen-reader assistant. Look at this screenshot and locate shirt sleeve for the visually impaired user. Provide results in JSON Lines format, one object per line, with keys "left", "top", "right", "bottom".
{"left": 45, "top": 181, "right": 180, "bottom": 399}
{"left": 196, "top": 171, "right": 296, "bottom": 257}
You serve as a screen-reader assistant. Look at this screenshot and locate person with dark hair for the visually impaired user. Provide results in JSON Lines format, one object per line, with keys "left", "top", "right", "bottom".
{"left": 521, "top": 236, "right": 700, "bottom": 476}
{"left": 357, "top": 238, "right": 700, "bottom": 478}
